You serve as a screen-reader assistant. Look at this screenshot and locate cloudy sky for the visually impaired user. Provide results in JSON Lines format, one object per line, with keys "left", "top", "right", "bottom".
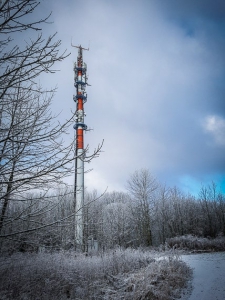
{"left": 38, "top": 0, "right": 225, "bottom": 195}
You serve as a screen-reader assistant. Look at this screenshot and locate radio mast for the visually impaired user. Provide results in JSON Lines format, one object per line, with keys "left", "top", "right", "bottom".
{"left": 73, "top": 45, "right": 89, "bottom": 250}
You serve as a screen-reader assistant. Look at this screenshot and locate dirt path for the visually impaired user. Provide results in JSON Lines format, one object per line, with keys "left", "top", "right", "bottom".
{"left": 181, "top": 252, "right": 225, "bottom": 300}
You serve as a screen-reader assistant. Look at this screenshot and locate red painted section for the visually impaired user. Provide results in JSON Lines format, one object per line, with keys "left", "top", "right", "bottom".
{"left": 76, "top": 48, "right": 84, "bottom": 150}
{"left": 77, "top": 128, "right": 83, "bottom": 149}
{"left": 77, "top": 91, "right": 83, "bottom": 110}
{"left": 78, "top": 99, "right": 83, "bottom": 110}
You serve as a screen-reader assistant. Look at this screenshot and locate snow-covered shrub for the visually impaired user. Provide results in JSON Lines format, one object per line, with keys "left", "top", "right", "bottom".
{"left": 166, "top": 235, "right": 225, "bottom": 251}
{"left": 0, "top": 248, "right": 191, "bottom": 299}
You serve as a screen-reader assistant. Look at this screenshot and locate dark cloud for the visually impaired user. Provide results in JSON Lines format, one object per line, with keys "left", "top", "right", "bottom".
{"left": 156, "top": 0, "right": 225, "bottom": 20}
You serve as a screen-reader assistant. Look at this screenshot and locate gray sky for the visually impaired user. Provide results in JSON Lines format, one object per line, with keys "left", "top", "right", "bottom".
{"left": 39, "top": 0, "right": 225, "bottom": 195}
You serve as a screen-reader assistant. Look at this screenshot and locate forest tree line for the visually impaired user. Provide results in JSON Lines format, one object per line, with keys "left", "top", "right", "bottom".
{"left": 1, "top": 169, "right": 224, "bottom": 253}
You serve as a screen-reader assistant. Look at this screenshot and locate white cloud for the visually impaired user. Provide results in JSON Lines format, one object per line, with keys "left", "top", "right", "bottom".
{"left": 203, "top": 115, "right": 225, "bottom": 146}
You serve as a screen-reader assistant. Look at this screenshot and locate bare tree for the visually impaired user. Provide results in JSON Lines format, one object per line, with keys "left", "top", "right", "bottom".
{"left": 127, "top": 169, "right": 158, "bottom": 246}
{"left": 199, "top": 184, "right": 216, "bottom": 237}
{"left": 152, "top": 185, "right": 171, "bottom": 244}
{"left": 198, "top": 182, "right": 225, "bottom": 237}
{"left": 0, "top": 0, "right": 67, "bottom": 103}
{"left": 0, "top": 82, "right": 101, "bottom": 236}
{"left": 99, "top": 192, "right": 133, "bottom": 249}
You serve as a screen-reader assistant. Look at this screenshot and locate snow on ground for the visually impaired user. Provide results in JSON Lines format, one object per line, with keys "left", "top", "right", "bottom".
{"left": 181, "top": 252, "right": 225, "bottom": 300}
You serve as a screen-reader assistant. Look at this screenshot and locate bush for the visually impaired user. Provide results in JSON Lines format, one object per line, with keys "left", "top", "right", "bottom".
{"left": 166, "top": 235, "right": 225, "bottom": 252}
{"left": 0, "top": 248, "right": 191, "bottom": 299}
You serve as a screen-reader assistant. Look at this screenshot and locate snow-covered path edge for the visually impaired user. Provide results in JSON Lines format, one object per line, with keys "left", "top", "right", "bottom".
{"left": 180, "top": 252, "right": 225, "bottom": 300}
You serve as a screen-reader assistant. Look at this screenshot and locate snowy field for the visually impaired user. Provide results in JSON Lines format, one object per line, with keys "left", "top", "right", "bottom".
{"left": 181, "top": 252, "right": 225, "bottom": 300}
